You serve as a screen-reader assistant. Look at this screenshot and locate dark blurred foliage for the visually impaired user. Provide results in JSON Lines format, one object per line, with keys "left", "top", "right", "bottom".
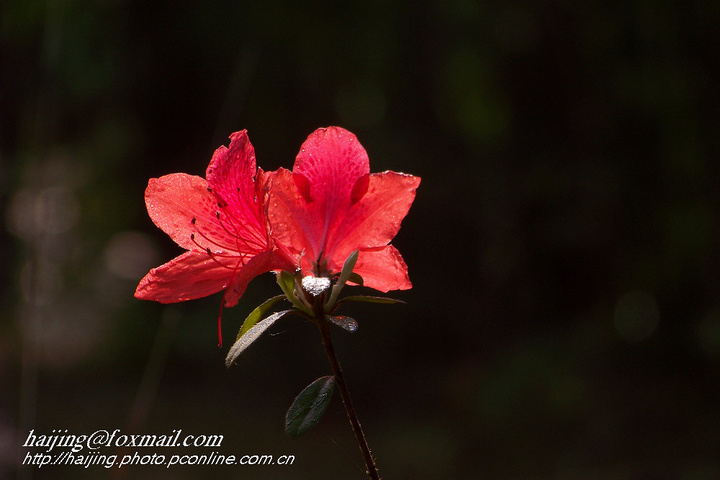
{"left": 2, "top": 0, "right": 720, "bottom": 479}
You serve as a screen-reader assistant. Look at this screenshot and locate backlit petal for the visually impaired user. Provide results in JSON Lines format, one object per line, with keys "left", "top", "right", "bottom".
{"left": 326, "top": 171, "right": 420, "bottom": 269}
{"left": 205, "top": 130, "right": 266, "bottom": 245}
{"left": 145, "top": 174, "right": 242, "bottom": 253}
{"left": 268, "top": 131, "right": 421, "bottom": 288}
{"left": 294, "top": 127, "right": 369, "bottom": 204}
{"left": 222, "top": 250, "right": 297, "bottom": 307}
{"left": 266, "top": 168, "right": 318, "bottom": 258}
{"left": 354, "top": 245, "right": 412, "bottom": 292}
{"left": 134, "top": 251, "right": 240, "bottom": 304}
{"left": 289, "top": 127, "right": 371, "bottom": 256}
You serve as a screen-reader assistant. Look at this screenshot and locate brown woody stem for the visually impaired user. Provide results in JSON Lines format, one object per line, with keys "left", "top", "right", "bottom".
{"left": 318, "top": 320, "right": 380, "bottom": 480}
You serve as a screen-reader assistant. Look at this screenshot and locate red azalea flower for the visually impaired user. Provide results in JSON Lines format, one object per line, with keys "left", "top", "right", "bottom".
{"left": 267, "top": 127, "right": 421, "bottom": 291}
{"left": 135, "top": 130, "right": 294, "bottom": 308}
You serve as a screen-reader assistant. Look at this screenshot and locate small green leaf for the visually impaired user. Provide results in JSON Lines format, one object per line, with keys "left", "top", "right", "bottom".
{"left": 225, "top": 310, "right": 292, "bottom": 367}
{"left": 347, "top": 272, "right": 364, "bottom": 286}
{"left": 327, "top": 250, "right": 359, "bottom": 309}
{"left": 277, "top": 271, "right": 312, "bottom": 315}
{"left": 237, "top": 295, "right": 286, "bottom": 339}
{"left": 327, "top": 315, "right": 358, "bottom": 333}
{"left": 338, "top": 295, "right": 406, "bottom": 305}
{"left": 285, "top": 376, "right": 335, "bottom": 438}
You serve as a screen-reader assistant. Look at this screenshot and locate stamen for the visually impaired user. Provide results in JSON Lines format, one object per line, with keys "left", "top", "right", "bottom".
{"left": 191, "top": 222, "right": 238, "bottom": 252}
{"left": 194, "top": 186, "right": 268, "bottom": 256}
{"left": 220, "top": 204, "right": 266, "bottom": 245}
{"left": 188, "top": 234, "right": 235, "bottom": 270}
{"left": 191, "top": 209, "right": 264, "bottom": 256}
{"left": 214, "top": 210, "right": 266, "bottom": 252}
{"left": 216, "top": 255, "right": 253, "bottom": 348}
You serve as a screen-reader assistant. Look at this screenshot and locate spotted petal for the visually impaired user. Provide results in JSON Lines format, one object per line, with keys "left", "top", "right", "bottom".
{"left": 144, "top": 173, "right": 244, "bottom": 254}
{"left": 205, "top": 130, "right": 267, "bottom": 249}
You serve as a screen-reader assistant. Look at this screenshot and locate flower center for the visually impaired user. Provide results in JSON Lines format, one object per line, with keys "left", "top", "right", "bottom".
{"left": 301, "top": 275, "right": 331, "bottom": 296}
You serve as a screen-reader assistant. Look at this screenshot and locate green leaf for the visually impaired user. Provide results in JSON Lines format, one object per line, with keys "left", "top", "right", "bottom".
{"left": 327, "top": 250, "right": 359, "bottom": 309}
{"left": 347, "top": 272, "right": 364, "bottom": 286}
{"left": 276, "top": 271, "right": 312, "bottom": 315}
{"left": 225, "top": 310, "right": 292, "bottom": 367}
{"left": 327, "top": 315, "right": 358, "bottom": 333}
{"left": 237, "top": 295, "right": 286, "bottom": 339}
{"left": 285, "top": 376, "right": 335, "bottom": 439}
{"left": 276, "top": 270, "right": 297, "bottom": 299}
{"left": 338, "top": 295, "right": 406, "bottom": 305}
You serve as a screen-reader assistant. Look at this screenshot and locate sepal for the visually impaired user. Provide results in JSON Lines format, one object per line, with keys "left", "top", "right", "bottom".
{"left": 277, "top": 270, "right": 313, "bottom": 316}
{"left": 327, "top": 250, "right": 359, "bottom": 309}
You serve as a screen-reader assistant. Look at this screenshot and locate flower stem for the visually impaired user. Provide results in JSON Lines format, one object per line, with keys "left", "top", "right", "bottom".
{"left": 318, "top": 320, "right": 381, "bottom": 480}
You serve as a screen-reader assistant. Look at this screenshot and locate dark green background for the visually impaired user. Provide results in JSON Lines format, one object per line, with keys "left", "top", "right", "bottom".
{"left": 3, "top": 1, "right": 720, "bottom": 478}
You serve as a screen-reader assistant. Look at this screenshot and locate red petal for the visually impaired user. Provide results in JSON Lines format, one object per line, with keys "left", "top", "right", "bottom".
{"left": 268, "top": 131, "right": 421, "bottom": 285}
{"left": 266, "top": 167, "right": 319, "bottom": 258}
{"left": 354, "top": 245, "right": 412, "bottom": 292}
{"left": 325, "top": 172, "right": 421, "bottom": 272}
{"left": 293, "top": 172, "right": 313, "bottom": 203}
{"left": 134, "top": 251, "right": 240, "bottom": 304}
{"left": 206, "top": 131, "right": 257, "bottom": 197}
{"left": 350, "top": 173, "right": 370, "bottom": 204}
{"left": 222, "top": 250, "right": 297, "bottom": 307}
{"left": 205, "top": 131, "right": 268, "bottom": 252}
{"left": 145, "top": 173, "right": 244, "bottom": 253}
{"left": 206, "top": 131, "right": 265, "bottom": 235}
{"left": 287, "top": 127, "right": 370, "bottom": 256}
{"left": 267, "top": 128, "right": 372, "bottom": 259}
{"left": 294, "top": 127, "right": 370, "bottom": 202}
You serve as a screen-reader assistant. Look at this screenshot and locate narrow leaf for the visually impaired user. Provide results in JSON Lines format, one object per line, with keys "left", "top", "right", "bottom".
{"left": 327, "top": 315, "right": 358, "bottom": 333}
{"left": 338, "top": 295, "right": 406, "bottom": 305}
{"left": 225, "top": 310, "right": 292, "bottom": 367}
{"left": 327, "top": 250, "right": 359, "bottom": 308}
{"left": 237, "top": 295, "right": 285, "bottom": 339}
{"left": 285, "top": 376, "right": 335, "bottom": 439}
